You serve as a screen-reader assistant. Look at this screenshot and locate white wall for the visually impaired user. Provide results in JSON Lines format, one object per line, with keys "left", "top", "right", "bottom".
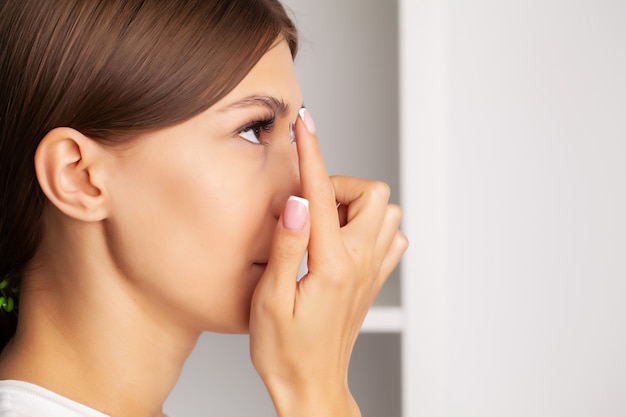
{"left": 402, "top": 1, "right": 626, "bottom": 416}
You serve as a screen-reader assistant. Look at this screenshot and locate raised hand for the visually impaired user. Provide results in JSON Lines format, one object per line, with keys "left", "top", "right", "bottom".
{"left": 249, "top": 109, "right": 408, "bottom": 417}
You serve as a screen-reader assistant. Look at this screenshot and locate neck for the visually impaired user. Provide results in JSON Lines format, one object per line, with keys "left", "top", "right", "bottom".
{"left": 0, "top": 222, "right": 200, "bottom": 417}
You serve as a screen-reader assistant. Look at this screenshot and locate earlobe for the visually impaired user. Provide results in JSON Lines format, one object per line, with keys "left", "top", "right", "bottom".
{"left": 35, "top": 127, "right": 109, "bottom": 222}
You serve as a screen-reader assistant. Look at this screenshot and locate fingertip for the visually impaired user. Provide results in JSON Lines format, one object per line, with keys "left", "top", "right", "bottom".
{"left": 299, "top": 108, "right": 316, "bottom": 134}
{"left": 293, "top": 108, "right": 316, "bottom": 149}
{"left": 283, "top": 196, "right": 310, "bottom": 232}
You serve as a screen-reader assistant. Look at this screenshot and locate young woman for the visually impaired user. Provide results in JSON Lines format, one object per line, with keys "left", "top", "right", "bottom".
{"left": 0, "top": 0, "right": 408, "bottom": 416}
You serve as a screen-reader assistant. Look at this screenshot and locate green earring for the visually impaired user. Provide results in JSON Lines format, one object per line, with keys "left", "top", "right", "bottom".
{"left": 0, "top": 279, "right": 17, "bottom": 313}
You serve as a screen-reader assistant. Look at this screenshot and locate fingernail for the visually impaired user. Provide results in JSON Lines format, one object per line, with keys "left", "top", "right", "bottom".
{"left": 298, "top": 108, "right": 316, "bottom": 134}
{"left": 283, "top": 196, "right": 309, "bottom": 231}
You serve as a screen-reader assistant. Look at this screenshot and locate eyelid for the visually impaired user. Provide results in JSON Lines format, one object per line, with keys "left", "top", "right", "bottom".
{"left": 235, "top": 112, "right": 276, "bottom": 135}
{"left": 236, "top": 112, "right": 276, "bottom": 145}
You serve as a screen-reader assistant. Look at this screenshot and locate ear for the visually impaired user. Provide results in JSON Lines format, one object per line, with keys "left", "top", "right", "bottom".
{"left": 34, "top": 127, "right": 109, "bottom": 222}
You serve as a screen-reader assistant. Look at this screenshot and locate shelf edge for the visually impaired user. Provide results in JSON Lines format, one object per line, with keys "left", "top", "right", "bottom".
{"left": 360, "top": 306, "right": 403, "bottom": 333}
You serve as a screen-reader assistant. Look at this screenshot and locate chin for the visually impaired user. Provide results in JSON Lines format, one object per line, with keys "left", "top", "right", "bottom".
{"left": 197, "top": 268, "right": 258, "bottom": 334}
{"left": 200, "top": 301, "right": 251, "bottom": 335}
{"left": 204, "top": 320, "right": 249, "bottom": 335}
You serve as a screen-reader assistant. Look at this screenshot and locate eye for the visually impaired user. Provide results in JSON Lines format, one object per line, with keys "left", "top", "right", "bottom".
{"left": 237, "top": 116, "right": 275, "bottom": 145}
{"left": 238, "top": 125, "right": 263, "bottom": 144}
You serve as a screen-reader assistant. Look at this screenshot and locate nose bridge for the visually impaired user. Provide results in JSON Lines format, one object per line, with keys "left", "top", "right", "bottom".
{"left": 276, "top": 140, "right": 301, "bottom": 194}
{"left": 268, "top": 140, "right": 301, "bottom": 218}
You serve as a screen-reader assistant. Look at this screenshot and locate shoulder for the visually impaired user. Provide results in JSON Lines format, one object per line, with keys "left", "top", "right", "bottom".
{"left": 0, "top": 380, "right": 109, "bottom": 417}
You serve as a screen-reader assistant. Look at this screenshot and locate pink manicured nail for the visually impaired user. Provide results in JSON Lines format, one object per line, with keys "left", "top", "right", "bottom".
{"left": 298, "top": 108, "right": 316, "bottom": 134}
{"left": 283, "top": 196, "right": 309, "bottom": 231}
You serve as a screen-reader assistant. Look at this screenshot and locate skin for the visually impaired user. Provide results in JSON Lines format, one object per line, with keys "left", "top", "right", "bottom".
{"left": 0, "top": 39, "right": 408, "bottom": 417}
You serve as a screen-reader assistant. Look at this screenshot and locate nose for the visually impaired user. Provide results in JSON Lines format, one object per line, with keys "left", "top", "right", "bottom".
{"left": 269, "top": 130, "right": 301, "bottom": 219}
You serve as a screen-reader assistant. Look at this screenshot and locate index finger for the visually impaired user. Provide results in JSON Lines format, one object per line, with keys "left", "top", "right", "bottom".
{"left": 294, "top": 109, "right": 343, "bottom": 257}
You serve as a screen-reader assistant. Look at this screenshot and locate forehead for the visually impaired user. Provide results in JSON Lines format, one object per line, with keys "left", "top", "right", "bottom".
{"left": 213, "top": 40, "right": 302, "bottom": 112}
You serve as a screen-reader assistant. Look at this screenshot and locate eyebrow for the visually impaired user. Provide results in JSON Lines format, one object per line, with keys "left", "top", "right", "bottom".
{"left": 220, "top": 95, "right": 291, "bottom": 117}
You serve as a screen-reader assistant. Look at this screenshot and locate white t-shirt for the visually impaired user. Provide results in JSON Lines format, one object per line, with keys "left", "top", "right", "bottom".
{"left": 0, "top": 380, "right": 109, "bottom": 417}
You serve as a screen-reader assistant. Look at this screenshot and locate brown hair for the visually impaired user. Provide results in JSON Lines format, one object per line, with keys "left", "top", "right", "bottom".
{"left": 0, "top": 0, "right": 298, "bottom": 348}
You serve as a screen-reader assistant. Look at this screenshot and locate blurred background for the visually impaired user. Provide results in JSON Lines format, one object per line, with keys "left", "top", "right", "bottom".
{"left": 166, "top": 1, "right": 626, "bottom": 416}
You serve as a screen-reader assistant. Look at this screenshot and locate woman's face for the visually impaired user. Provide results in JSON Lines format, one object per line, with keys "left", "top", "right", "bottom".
{"left": 103, "top": 40, "right": 302, "bottom": 333}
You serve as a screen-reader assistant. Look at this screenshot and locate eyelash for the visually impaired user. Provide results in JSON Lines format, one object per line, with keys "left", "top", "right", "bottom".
{"left": 237, "top": 114, "right": 276, "bottom": 145}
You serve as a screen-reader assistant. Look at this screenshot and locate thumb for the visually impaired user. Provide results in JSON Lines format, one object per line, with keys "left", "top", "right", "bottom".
{"left": 255, "top": 196, "right": 310, "bottom": 310}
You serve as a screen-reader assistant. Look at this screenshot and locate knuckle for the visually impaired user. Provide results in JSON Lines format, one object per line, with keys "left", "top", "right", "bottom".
{"left": 272, "top": 248, "right": 295, "bottom": 265}
{"left": 322, "top": 262, "right": 356, "bottom": 289}
{"left": 387, "top": 204, "right": 403, "bottom": 223}
{"left": 253, "top": 294, "right": 274, "bottom": 316}
{"left": 254, "top": 290, "right": 284, "bottom": 320}
{"left": 396, "top": 232, "right": 409, "bottom": 252}
{"left": 309, "top": 180, "right": 336, "bottom": 205}
{"left": 272, "top": 238, "right": 304, "bottom": 263}
{"left": 366, "top": 181, "right": 391, "bottom": 204}
{"left": 318, "top": 182, "right": 337, "bottom": 201}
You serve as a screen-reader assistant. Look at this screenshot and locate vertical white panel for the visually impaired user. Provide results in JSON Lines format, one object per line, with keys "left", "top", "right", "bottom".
{"left": 444, "top": 1, "right": 626, "bottom": 416}
{"left": 400, "top": 1, "right": 448, "bottom": 417}
{"left": 402, "top": 1, "right": 626, "bottom": 416}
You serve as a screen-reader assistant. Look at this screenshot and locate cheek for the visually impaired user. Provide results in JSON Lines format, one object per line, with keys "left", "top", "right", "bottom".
{"left": 106, "top": 149, "right": 275, "bottom": 331}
